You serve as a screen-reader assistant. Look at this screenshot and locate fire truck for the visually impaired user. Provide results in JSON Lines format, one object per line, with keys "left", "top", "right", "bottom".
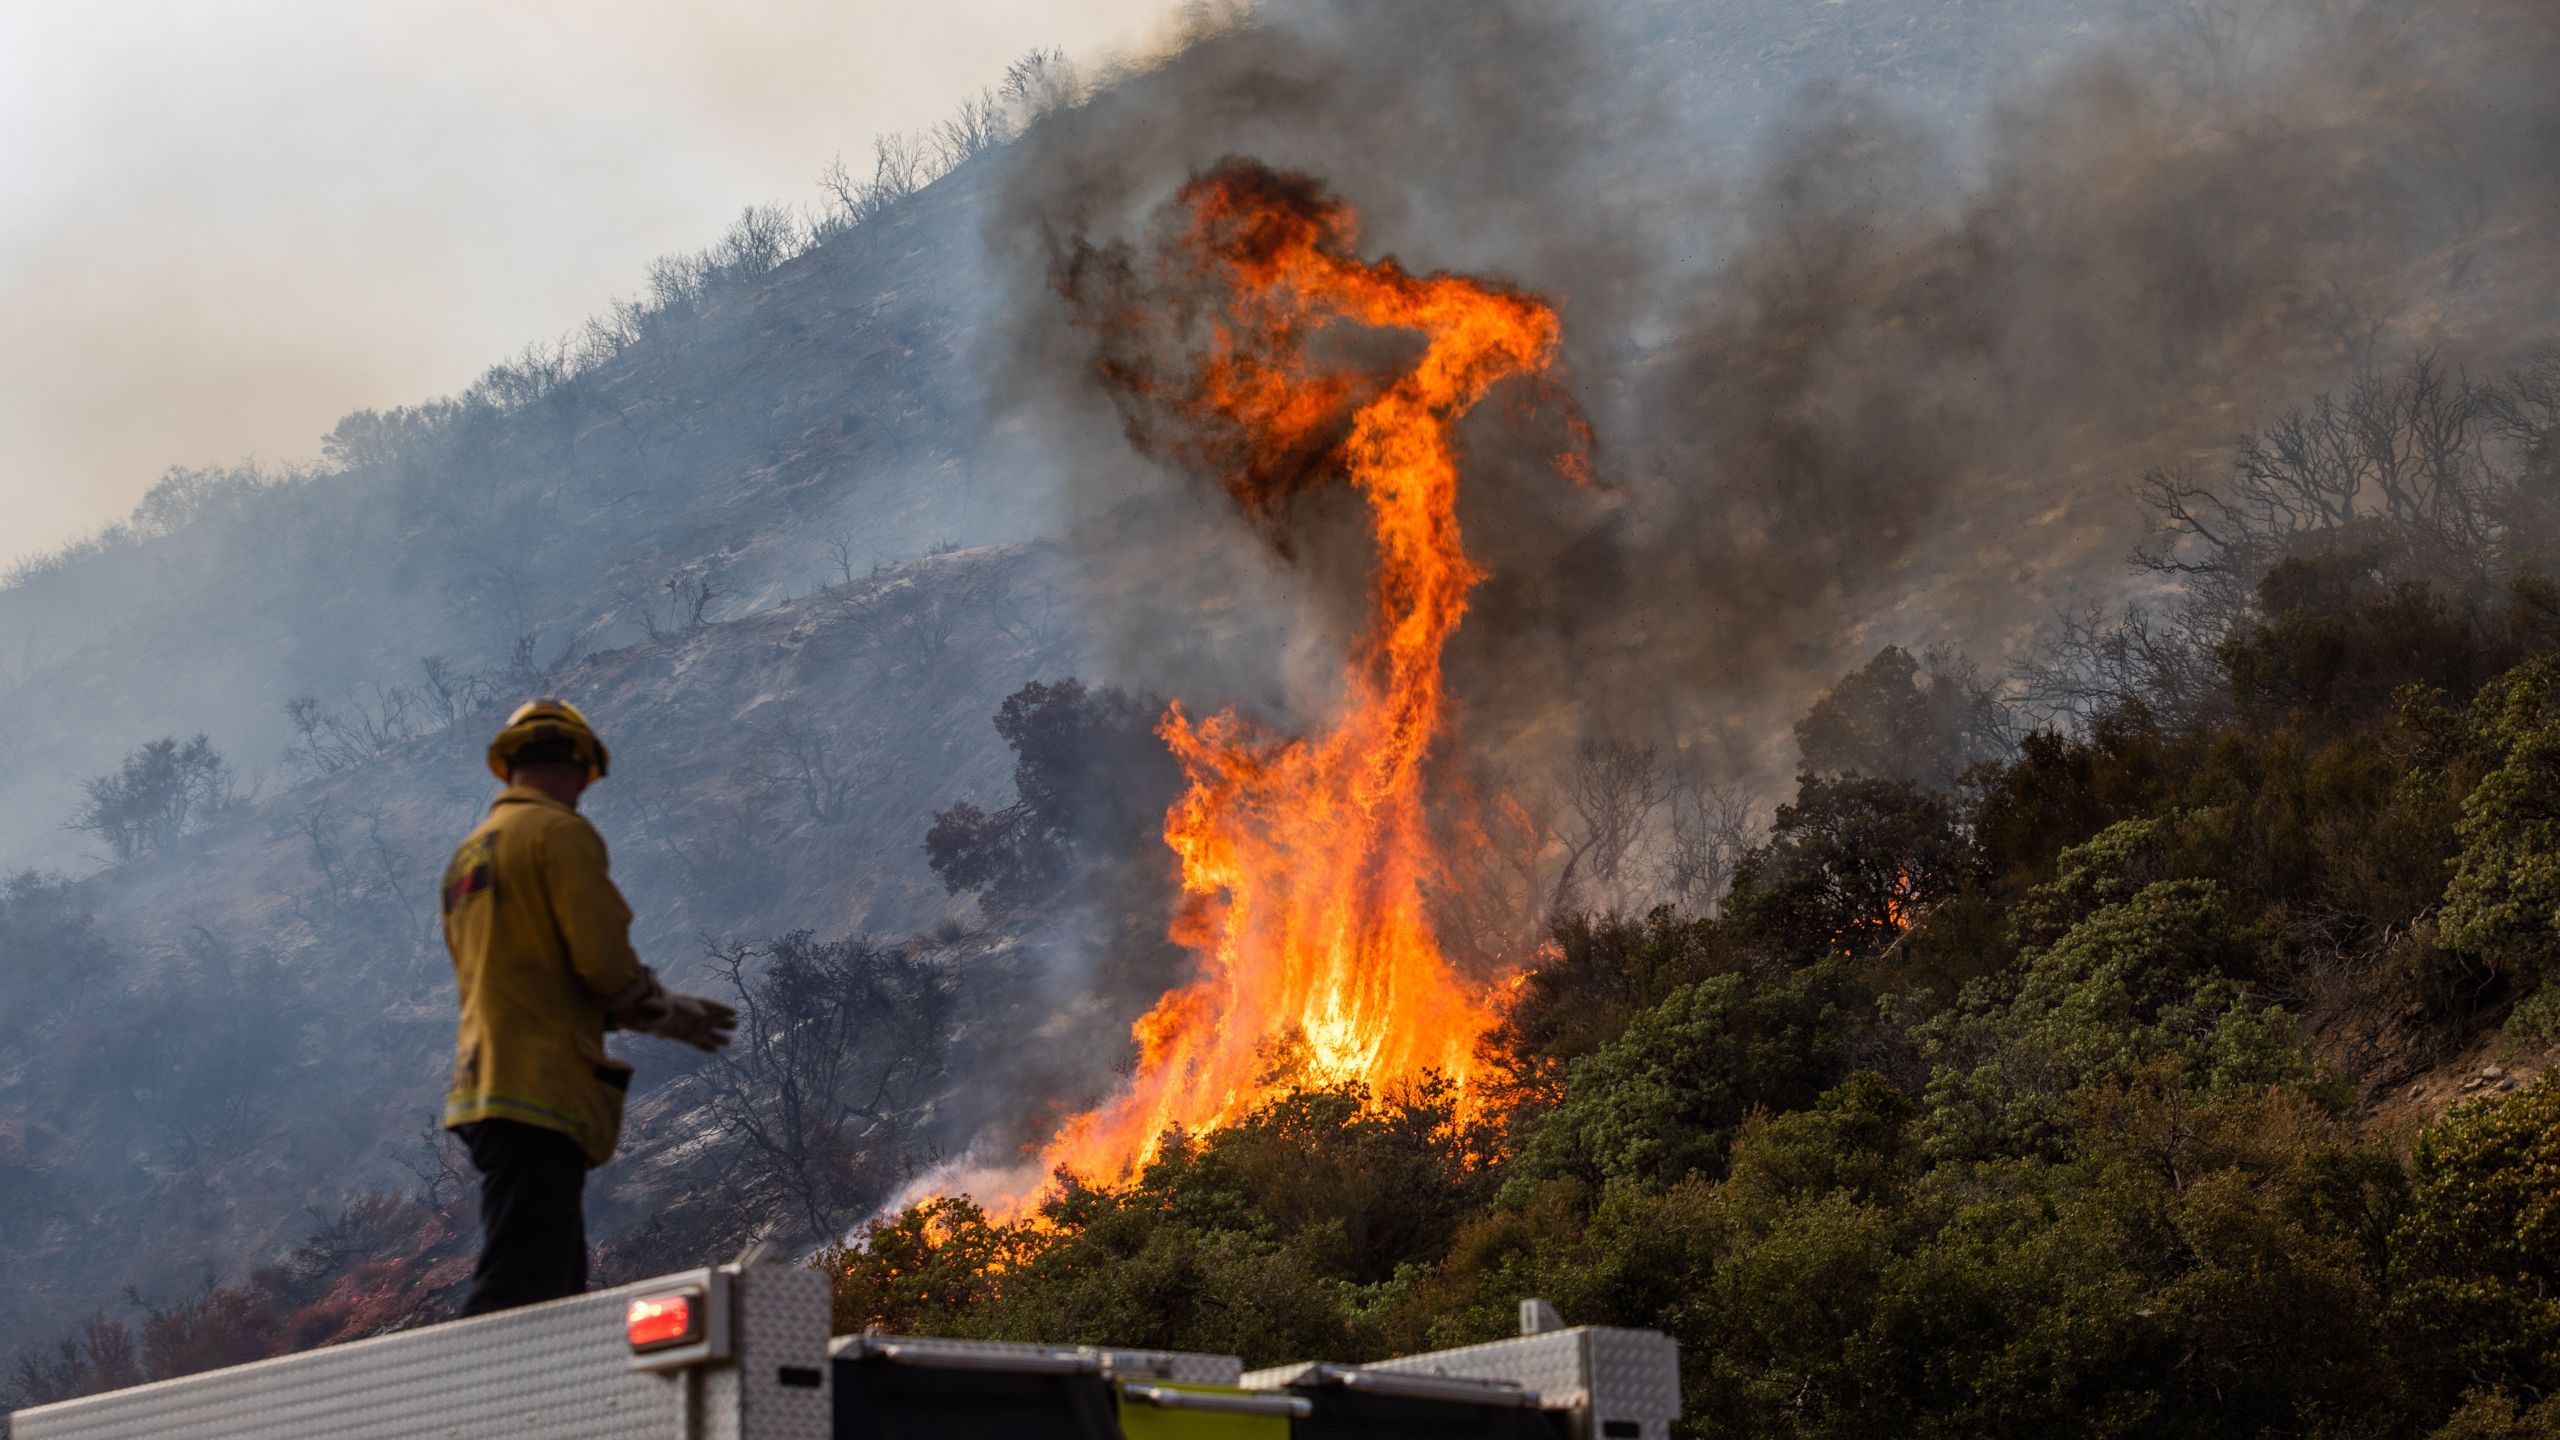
{"left": 8, "top": 1255, "right": 1679, "bottom": 1439}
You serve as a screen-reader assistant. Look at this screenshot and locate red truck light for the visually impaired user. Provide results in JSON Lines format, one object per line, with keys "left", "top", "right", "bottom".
{"left": 627, "top": 1291, "right": 701, "bottom": 1351}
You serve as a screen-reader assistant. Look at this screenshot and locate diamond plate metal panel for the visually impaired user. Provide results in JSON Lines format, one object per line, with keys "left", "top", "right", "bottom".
{"left": 1363, "top": 1330, "right": 1586, "bottom": 1402}
{"left": 1332, "top": 1326, "right": 1679, "bottom": 1440}
{"left": 13, "top": 1279, "right": 688, "bottom": 1440}
{"left": 714, "top": 1265, "right": 833, "bottom": 1440}
{"left": 11, "top": 1264, "right": 833, "bottom": 1440}
{"left": 1578, "top": 1328, "right": 1679, "bottom": 1440}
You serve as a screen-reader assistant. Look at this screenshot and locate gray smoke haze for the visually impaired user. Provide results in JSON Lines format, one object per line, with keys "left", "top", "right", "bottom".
{"left": 989, "top": 0, "right": 2560, "bottom": 798}
{"left": 0, "top": 0, "right": 1188, "bottom": 565}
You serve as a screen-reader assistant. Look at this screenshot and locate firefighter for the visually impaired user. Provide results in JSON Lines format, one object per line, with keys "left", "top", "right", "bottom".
{"left": 440, "top": 699, "right": 736, "bottom": 1316}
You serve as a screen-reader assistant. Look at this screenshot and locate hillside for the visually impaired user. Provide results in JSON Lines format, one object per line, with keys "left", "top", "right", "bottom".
{"left": 0, "top": 149, "right": 1046, "bottom": 871}
{"left": 0, "top": 542, "right": 1129, "bottom": 1355}
{"left": 0, "top": 0, "right": 2148, "bottom": 874}
{"left": 7, "top": 0, "right": 2560, "bottom": 1434}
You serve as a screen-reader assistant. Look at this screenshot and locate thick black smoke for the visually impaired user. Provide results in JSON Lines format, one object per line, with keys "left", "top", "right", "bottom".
{"left": 990, "top": 0, "right": 2560, "bottom": 791}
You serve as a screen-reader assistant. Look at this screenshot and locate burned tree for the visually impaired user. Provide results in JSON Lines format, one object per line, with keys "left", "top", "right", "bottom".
{"left": 1655, "top": 772, "right": 1759, "bottom": 916}
{"left": 69, "top": 737, "right": 238, "bottom": 863}
{"left": 924, "top": 680, "right": 1181, "bottom": 916}
{"left": 740, "top": 708, "right": 872, "bottom": 827}
{"left": 1552, "top": 739, "right": 1668, "bottom": 911}
{"left": 2013, "top": 603, "right": 2229, "bottom": 733}
{"left": 703, "top": 932, "right": 955, "bottom": 1241}
{"left": 2135, "top": 355, "right": 2510, "bottom": 624}
{"left": 283, "top": 685, "right": 429, "bottom": 775}
{"left": 641, "top": 565, "right": 725, "bottom": 642}
{"left": 1794, "top": 646, "right": 2012, "bottom": 793}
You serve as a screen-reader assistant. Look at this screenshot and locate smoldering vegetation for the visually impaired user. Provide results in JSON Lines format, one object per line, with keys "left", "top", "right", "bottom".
{"left": 992, "top": 0, "right": 2560, "bottom": 794}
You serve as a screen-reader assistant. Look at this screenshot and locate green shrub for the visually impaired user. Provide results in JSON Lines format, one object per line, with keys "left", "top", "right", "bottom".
{"left": 2442, "top": 662, "right": 2560, "bottom": 999}
{"left": 1510, "top": 962, "right": 1854, "bottom": 1191}
{"left": 2392, "top": 1075, "right": 2560, "bottom": 1408}
{"left": 1921, "top": 879, "right": 2318, "bottom": 1164}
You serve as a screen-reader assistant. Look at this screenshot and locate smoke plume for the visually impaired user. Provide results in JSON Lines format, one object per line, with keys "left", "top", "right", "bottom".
{"left": 989, "top": 0, "right": 2560, "bottom": 793}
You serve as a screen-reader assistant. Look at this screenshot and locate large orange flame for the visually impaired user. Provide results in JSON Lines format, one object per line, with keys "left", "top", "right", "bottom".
{"left": 1030, "top": 164, "right": 1568, "bottom": 1192}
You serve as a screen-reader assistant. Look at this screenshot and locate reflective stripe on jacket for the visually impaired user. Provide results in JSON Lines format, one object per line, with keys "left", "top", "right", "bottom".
{"left": 440, "top": 786, "right": 646, "bottom": 1168}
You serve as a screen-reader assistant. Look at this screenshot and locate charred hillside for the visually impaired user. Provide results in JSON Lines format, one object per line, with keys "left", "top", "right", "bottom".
{"left": 0, "top": 152, "right": 1038, "bottom": 875}
{"left": 0, "top": 542, "right": 1144, "bottom": 1359}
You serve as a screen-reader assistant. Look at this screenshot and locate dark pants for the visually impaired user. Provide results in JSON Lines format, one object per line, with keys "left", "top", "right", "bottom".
{"left": 456, "top": 1119, "right": 589, "bottom": 1316}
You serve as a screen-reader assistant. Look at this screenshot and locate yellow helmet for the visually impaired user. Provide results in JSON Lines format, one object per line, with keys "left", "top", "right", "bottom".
{"left": 486, "top": 698, "right": 611, "bottom": 782}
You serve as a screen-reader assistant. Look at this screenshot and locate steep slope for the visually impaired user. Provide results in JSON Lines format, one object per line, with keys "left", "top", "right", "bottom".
{"left": 0, "top": 0, "right": 2115, "bottom": 874}
{"left": 0, "top": 152, "right": 1046, "bottom": 874}
{"left": 0, "top": 543, "right": 1076, "bottom": 1360}
{"left": 8, "top": 0, "right": 2559, "bottom": 1396}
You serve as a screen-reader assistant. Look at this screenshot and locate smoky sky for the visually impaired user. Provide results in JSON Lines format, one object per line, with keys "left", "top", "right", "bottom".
{"left": 0, "top": 0, "right": 1189, "bottom": 567}
{"left": 989, "top": 0, "right": 2560, "bottom": 793}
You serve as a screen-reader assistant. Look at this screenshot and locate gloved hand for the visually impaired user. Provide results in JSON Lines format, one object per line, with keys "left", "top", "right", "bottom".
{"left": 650, "top": 992, "right": 738, "bottom": 1052}
{"left": 606, "top": 969, "right": 738, "bottom": 1052}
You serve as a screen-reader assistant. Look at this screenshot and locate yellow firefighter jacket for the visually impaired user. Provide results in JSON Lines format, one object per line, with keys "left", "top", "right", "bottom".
{"left": 440, "top": 786, "right": 647, "bottom": 1167}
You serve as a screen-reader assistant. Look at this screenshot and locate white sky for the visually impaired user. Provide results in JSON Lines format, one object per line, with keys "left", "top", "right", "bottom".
{"left": 0, "top": 0, "right": 1187, "bottom": 565}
